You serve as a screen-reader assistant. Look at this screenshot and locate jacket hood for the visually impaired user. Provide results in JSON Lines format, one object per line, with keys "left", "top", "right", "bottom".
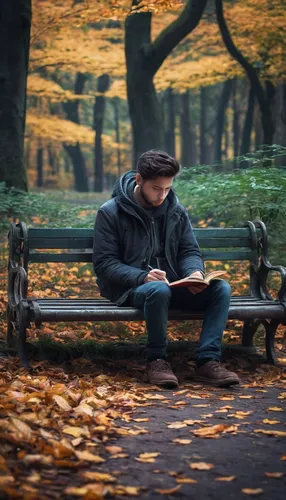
{"left": 111, "top": 170, "right": 178, "bottom": 218}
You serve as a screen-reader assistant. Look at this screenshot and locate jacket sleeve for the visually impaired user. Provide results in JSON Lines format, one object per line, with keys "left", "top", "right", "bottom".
{"left": 177, "top": 210, "right": 205, "bottom": 278}
{"left": 93, "top": 207, "right": 148, "bottom": 287}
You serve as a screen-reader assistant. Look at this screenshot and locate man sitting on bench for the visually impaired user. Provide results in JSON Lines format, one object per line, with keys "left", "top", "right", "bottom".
{"left": 93, "top": 150, "right": 240, "bottom": 388}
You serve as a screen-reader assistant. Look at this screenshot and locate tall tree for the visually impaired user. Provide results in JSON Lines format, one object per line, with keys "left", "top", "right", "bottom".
{"left": 63, "top": 72, "right": 89, "bottom": 192}
{"left": 214, "top": 79, "right": 233, "bottom": 163}
{"left": 93, "top": 73, "right": 110, "bottom": 192}
{"left": 0, "top": 0, "right": 31, "bottom": 190}
{"left": 215, "top": 0, "right": 276, "bottom": 145}
{"left": 125, "top": 0, "right": 207, "bottom": 167}
{"left": 240, "top": 85, "right": 255, "bottom": 155}
{"left": 200, "top": 87, "right": 208, "bottom": 164}
{"left": 164, "top": 88, "right": 176, "bottom": 158}
{"left": 180, "top": 90, "right": 197, "bottom": 167}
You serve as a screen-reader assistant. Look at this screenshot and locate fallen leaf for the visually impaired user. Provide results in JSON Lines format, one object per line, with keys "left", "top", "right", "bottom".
{"left": 167, "top": 422, "right": 187, "bottom": 429}
{"left": 216, "top": 476, "right": 236, "bottom": 481}
{"left": 105, "top": 446, "right": 123, "bottom": 454}
{"left": 190, "top": 462, "right": 214, "bottom": 470}
{"left": 172, "top": 439, "right": 192, "bottom": 445}
{"left": 176, "top": 478, "right": 197, "bottom": 484}
{"left": 53, "top": 395, "right": 72, "bottom": 411}
{"left": 22, "top": 454, "right": 53, "bottom": 465}
{"left": 264, "top": 472, "right": 284, "bottom": 478}
{"left": 75, "top": 450, "right": 105, "bottom": 463}
{"left": 10, "top": 418, "right": 33, "bottom": 440}
{"left": 262, "top": 419, "right": 281, "bottom": 425}
{"left": 193, "top": 424, "right": 238, "bottom": 437}
{"left": 268, "top": 407, "right": 283, "bottom": 412}
{"left": 0, "top": 475, "right": 15, "bottom": 485}
{"left": 254, "top": 429, "right": 286, "bottom": 437}
{"left": 242, "top": 488, "right": 264, "bottom": 495}
{"left": 155, "top": 485, "right": 182, "bottom": 494}
{"left": 63, "top": 426, "right": 89, "bottom": 438}
{"left": 82, "top": 471, "right": 116, "bottom": 482}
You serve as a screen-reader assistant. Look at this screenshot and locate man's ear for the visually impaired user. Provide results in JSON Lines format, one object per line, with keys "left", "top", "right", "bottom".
{"left": 135, "top": 173, "right": 142, "bottom": 186}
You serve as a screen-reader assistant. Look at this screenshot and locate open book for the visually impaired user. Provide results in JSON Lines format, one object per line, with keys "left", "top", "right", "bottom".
{"left": 169, "top": 270, "right": 227, "bottom": 289}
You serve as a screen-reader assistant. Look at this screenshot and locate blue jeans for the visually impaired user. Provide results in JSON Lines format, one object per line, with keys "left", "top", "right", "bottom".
{"left": 128, "top": 280, "right": 231, "bottom": 365}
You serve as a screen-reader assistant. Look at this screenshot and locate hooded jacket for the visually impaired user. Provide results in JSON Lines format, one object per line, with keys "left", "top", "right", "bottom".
{"left": 93, "top": 171, "right": 205, "bottom": 305}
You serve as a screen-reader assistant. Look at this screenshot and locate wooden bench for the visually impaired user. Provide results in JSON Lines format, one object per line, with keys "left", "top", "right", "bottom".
{"left": 7, "top": 220, "right": 286, "bottom": 370}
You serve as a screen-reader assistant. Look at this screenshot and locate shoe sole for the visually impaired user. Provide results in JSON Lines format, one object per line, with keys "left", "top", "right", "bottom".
{"left": 144, "top": 376, "right": 179, "bottom": 388}
{"left": 194, "top": 375, "right": 240, "bottom": 388}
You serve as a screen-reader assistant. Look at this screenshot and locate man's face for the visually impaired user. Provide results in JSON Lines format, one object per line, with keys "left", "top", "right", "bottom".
{"left": 136, "top": 174, "right": 174, "bottom": 207}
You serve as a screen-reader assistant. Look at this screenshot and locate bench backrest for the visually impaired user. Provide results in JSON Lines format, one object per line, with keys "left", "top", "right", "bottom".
{"left": 14, "top": 223, "right": 262, "bottom": 267}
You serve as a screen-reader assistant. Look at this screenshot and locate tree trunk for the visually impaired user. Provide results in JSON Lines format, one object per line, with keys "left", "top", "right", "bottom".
{"left": 180, "top": 90, "right": 197, "bottom": 167}
{"left": 214, "top": 79, "right": 233, "bottom": 164}
{"left": 63, "top": 72, "right": 89, "bottom": 192}
{"left": 125, "top": 10, "right": 163, "bottom": 167}
{"left": 36, "top": 142, "right": 43, "bottom": 188}
{"left": 0, "top": 0, "right": 31, "bottom": 190}
{"left": 215, "top": 0, "right": 275, "bottom": 145}
{"left": 200, "top": 87, "right": 207, "bottom": 164}
{"left": 232, "top": 78, "right": 240, "bottom": 158}
{"left": 254, "top": 102, "right": 262, "bottom": 150}
{"left": 125, "top": 0, "right": 207, "bottom": 168}
{"left": 164, "top": 88, "right": 176, "bottom": 157}
{"left": 240, "top": 85, "right": 255, "bottom": 155}
{"left": 93, "top": 74, "right": 110, "bottom": 192}
{"left": 112, "top": 99, "right": 122, "bottom": 178}
{"left": 63, "top": 143, "right": 88, "bottom": 191}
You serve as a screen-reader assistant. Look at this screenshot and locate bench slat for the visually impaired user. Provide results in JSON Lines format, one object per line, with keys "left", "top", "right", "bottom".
{"left": 28, "top": 237, "right": 254, "bottom": 250}
{"left": 29, "top": 227, "right": 257, "bottom": 239}
{"left": 29, "top": 249, "right": 254, "bottom": 263}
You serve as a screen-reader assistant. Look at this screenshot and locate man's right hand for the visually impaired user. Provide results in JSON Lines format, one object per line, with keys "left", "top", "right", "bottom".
{"left": 144, "top": 269, "right": 169, "bottom": 284}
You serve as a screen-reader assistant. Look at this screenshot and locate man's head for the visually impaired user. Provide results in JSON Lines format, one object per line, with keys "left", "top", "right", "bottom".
{"left": 135, "top": 150, "right": 180, "bottom": 207}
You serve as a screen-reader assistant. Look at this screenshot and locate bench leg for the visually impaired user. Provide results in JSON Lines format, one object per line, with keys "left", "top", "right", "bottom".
{"left": 263, "top": 319, "right": 279, "bottom": 365}
{"left": 17, "top": 306, "right": 31, "bottom": 371}
{"left": 242, "top": 319, "right": 260, "bottom": 348}
{"left": 7, "top": 305, "right": 17, "bottom": 348}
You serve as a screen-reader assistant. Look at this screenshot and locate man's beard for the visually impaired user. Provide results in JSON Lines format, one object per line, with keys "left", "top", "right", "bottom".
{"left": 138, "top": 184, "right": 154, "bottom": 207}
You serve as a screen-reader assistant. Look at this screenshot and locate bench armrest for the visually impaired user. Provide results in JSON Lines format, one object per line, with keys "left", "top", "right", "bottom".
{"left": 257, "top": 259, "right": 286, "bottom": 305}
{"left": 8, "top": 265, "right": 28, "bottom": 310}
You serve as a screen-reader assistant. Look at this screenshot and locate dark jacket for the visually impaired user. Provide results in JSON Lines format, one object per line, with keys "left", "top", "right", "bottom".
{"left": 93, "top": 171, "right": 205, "bottom": 305}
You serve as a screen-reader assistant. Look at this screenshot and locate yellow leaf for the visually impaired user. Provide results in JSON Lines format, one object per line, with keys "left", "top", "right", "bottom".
{"left": 241, "top": 488, "right": 264, "bottom": 495}
{"left": 53, "top": 395, "right": 72, "bottom": 411}
{"left": 176, "top": 478, "right": 197, "bottom": 484}
{"left": 167, "top": 422, "right": 187, "bottom": 429}
{"left": 190, "top": 462, "right": 215, "bottom": 470}
{"left": 264, "top": 472, "right": 284, "bottom": 478}
{"left": 216, "top": 476, "right": 236, "bottom": 481}
{"left": 155, "top": 485, "right": 182, "bottom": 494}
{"left": 82, "top": 471, "right": 116, "bottom": 482}
{"left": 138, "top": 452, "right": 161, "bottom": 459}
{"left": 0, "top": 475, "right": 15, "bottom": 485}
{"left": 193, "top": 424, "right": 238, "bottom": 437}
{"left": 268, "top": 407, "right": 283, "bottom": 411}
{"left": 63, "top": 426, "right": 89, "bottom": 438}
{"left": 172, "top": 439, "right": 192, "bottom": 445}
{"left": 10, "top": 418, "right": 33, "bottom": 440}
{"left": 105, "top": 446, "right": 123, "bottom": 454}
{"left": 22, "top": 454, "right": 53, "bottom": 465}
{"left": 75, "top": 450, "right": 105, "bottom": 463}
{"left": 262, "top": 419, "right": 281, "bottom": 425}
{"left": 254, "top": 429, "right": 286, "bottom": 437}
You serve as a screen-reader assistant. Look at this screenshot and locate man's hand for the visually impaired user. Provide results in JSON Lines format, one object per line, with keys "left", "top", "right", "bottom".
{"left": 144, "top": 269, "right": 169, "bottom": 284}
{"left": 187, "top": 271, "right": 206, "bottom": 294}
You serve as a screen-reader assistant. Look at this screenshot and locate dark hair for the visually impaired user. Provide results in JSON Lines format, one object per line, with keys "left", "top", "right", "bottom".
{"left": 136, "top": 150, "right": 180, "bottom": 180}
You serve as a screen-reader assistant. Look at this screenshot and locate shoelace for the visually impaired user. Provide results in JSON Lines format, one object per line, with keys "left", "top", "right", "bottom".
{"left": 206, "top": 361, "right": 227, "bottom": 372}
{"left": 150, "top": 359, "right": 172, "bottom": 372}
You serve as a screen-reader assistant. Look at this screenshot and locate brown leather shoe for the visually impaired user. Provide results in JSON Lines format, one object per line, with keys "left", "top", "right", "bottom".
{"left": 194, "top": 361, "right": 240, "bottom": 387}
{"left": 143, "top": 359, "right": 179, "bottom": 388}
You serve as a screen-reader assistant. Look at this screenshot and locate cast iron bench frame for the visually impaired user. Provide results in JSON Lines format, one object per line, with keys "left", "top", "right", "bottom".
{"left": 7, "top": 220, "right": 286, "bottom": 370}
